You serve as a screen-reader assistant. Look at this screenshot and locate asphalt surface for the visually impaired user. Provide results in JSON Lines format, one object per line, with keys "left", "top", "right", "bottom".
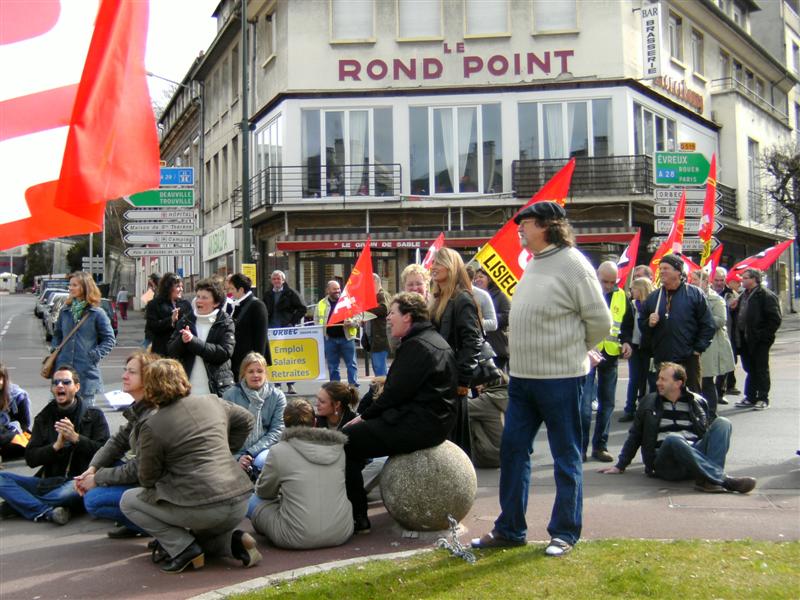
{"left": 0, "top": 294, "right": 798, "bottom": 600}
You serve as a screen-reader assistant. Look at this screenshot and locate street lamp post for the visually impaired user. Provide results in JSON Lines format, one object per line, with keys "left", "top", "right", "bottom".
{"left": 240, "top": 0, "right": 252, "bottom": 265}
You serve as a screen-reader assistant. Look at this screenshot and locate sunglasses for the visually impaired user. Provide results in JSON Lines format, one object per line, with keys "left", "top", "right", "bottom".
{"left": 52, "top": 378, "right": 74, "bottom": 386}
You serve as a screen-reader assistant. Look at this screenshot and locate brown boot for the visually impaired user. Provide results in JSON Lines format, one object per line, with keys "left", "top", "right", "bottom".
{"left": 723, "top": 476, "right": 757, "bottom": 494}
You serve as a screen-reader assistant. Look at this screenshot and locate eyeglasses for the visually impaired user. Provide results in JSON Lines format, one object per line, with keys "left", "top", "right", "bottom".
{"left": 52, "top": 378, "right": 74, "bottom": 386}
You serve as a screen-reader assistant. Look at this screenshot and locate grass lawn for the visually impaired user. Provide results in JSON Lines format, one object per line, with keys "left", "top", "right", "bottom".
{"left": 231, "top": 539, "right": 799, "bottom": 599}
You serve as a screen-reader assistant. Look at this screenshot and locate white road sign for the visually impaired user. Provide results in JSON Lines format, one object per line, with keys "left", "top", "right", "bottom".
{"left": 124, "top": 247, "right": 195, "bottom": 257}
{"left": 654, "top": 218, "right": 724, "bottom": 235}
{"left": 654, "top": 187, "right": 723, "bottom": 204}
{"left": 654, "top": 204, "right": 723, "bottom": 217}
{"left": 124, "top": 234, "right": 196, "bottom": 244}
{"left": 124, "top": 222, "right": 200, "bottom": 233}
{"left": 123, "top": 209, "right": 198, "bottom": 221}
{"left": 649, "top": 236, "right": 720, "bottom": 252}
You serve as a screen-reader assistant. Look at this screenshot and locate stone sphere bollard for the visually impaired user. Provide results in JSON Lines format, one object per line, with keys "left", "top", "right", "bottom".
{"left": 380, "top": 441, "right": 477, "bottom": 531}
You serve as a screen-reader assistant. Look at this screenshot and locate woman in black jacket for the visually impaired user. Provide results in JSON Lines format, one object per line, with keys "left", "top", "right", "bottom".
{"left": 473, "top": 268, "right": 510, "bottom": 372}
{"left": 167, "top": 278, "right": 235, "bottom": 397}
{"left": 145, "top": 273, "right": 191, "bottom": 356}
{"left": 429, "top": 248, "right": 483, "bottom": 458}
{"left": 314, "top": 382, "right": 358, "bottom": 430}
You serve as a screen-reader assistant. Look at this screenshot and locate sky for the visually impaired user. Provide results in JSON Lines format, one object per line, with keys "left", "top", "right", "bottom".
{"left": 146, "top": 0, "right": 221, "bottom": 105}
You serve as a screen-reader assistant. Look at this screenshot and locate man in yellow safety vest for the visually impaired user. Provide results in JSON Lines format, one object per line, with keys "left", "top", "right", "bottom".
{"left": 581, "top": 261, "right": 634, "bottom": 463}
{"left": 316, "top": 280, "right": 360, "bottom": 386}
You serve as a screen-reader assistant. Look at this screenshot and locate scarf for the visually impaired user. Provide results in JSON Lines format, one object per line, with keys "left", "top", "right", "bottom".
{"left": 70, "top": 299, "right": 88, "bottom": 322}
{"left": 241, "top": 382, "right": 268, "bottom": 450}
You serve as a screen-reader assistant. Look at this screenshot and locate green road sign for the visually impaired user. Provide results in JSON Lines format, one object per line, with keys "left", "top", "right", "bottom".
{"left": 654, "top": 152, "right": 710, "bottom": 185}
{"left": 126, "top": 189, "right": 194, "bottom": 207}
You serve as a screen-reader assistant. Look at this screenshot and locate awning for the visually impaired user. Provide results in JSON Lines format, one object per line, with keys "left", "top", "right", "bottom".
{"left": 275, "top": 227, "right": 636, "bottom": 252}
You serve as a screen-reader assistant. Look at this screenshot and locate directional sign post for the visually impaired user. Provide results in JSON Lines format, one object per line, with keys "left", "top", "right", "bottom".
{"left": 654, "top": 218, "right": 724, "bottom": 235}
{"left": 124, "top": 222, "right": 200, "bottom": 233}
{"left": 654, "top": 203, "right": 723, "bottom": 217}
{"left": 124, "top": 247, "right": 195, "bottom": 257}
{"left": 126, "top": 189, "right": 194, "bottom": 207}
{"left": 648, "top": 236, "right": 719, "bottom": 253}
{"left": 124, "top": 234, "right": 196, "bottom": 244}
{"left": 654, "top": 152, "right": 710, "bottom": 185}
{"left": 124, "top": 209, "right": 198, "bottom": 221}
{"left": 159, "top": 167, "right": 194, "bottom": 186}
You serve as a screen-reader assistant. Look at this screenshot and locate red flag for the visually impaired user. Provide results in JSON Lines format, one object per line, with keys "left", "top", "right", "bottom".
{"left": 698, "top": 154, "right": 717, "bottom": 266}
{"left": 474, "top": 158, "right": 576, "bottom": 298}
{"left": 702, "top": 244, "right": 724, "bottom": 278}
{"left": 328, "top": 239, "right": 378, "bottom": 324}
{"left": 649, "top": 190, "right": 687, "bottom": 284}
{"left": 677, "top": 253, "right": 701, "bottom": 274}
{"left": 421, "top": 232, "right": 445, "bottom": 270}
{"left": 616, "top": 228, "right": 641, "bottom": 287}
{"left": 0, "top": 0, "right": 159, "bottom": 250}
{"left": 726, "top": 240, "right": 794, "bottom": 282}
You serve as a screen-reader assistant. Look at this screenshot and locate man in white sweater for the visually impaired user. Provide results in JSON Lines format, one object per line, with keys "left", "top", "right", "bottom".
{"left": 472, "top": 201, "right": 611, "bottom": 557}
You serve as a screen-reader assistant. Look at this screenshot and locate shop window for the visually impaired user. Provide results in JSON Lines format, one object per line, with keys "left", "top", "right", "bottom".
{"left": 532, "top": 0, "right": 577, "bottom": 32}
{"left": 398, "top": 0, "right": 441, "bottom": 39}
{"left": 633, "top": 102, "right": 676, "bottom": 155}
{"left": 465, "top": 0, "right": 508, "bottom": 36}
{"left": 331, "top": 0, "right": 374, "bottom": 42}
{"left": 690, "top": 29, "right": 704, "bottom": 75}
{"left": 409, "top": 104, "right": 502, "bottom": 195}
{"left": 519, "top": 99, "right": 611, "bottom": 160}
{"left": 668, "top": 13, "right": 683, "bottom": 62}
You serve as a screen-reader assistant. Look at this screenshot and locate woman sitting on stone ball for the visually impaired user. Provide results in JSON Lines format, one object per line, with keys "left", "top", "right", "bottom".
{"left": 343, "top": 291, "right": 458, "bottom": 534}
{"left": 248, "top": 398, "right": 353, "bottom": 549}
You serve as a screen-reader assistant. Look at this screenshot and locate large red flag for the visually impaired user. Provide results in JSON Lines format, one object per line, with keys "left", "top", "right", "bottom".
{"left": 703, "top": 244, "right": 724, "bottom": 278}
{"left": 726, "top": 240, "right": 794, "bottom": 282}
{"left": 421, "top": 232, "right": 445, "bottom": 270}
{"left": 474, "top": 158, "right": 576, "bottom": 298}
{"left": 328, "top": 239, "right": 378, "bottom": 324}
{"left": 0, "top": 0, "right": 159, "bottom": 250}
{"left": 616, "top": 228, "right": 641, "bottom": 288}
{"left": 677, "top": 253, "right": 701, "bottom": 274}
{"left": 698, "top": 154, "right": 717, "bottom": 267}
{"left": 650, "top": 190, "right": 687, "bottom": 284}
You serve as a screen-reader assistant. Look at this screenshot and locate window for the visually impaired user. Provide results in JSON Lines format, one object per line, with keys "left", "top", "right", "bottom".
{"left": 668, "top": 13, "right": 683, "bottom": 62}
{"left": 690, "top": 30, "right": 704, "bottom": 75}
{"left": 518, "top": 99, "right": 612, "bottom": 160}
{"left": 331, "top": 0, "right": 373, "bottom": 41}
{"left": 221, "top": 57, "right": 230, "bottom": 109}
{"left": 633, "top": 102, "right": 676, "bottom": 155}
{"left": 732, "top": 4, "right": 744, "bottom": 28}
{"left": 465, "top": 0, "right": 508, "bottom": 36}
{"left": 719, "top": 50, "right": 730, "bottom": 80}
{"left": 744, "top": 69, "right": 754, "bottom": 93}
{"left": 793, "top": 43, "right": 800, "bottom": 73}
{"left": 221, "top": 145, "right": 229, "bottom": 201}
{"left": 747, "top": 138, "right": 762, "bottom": 221}
{"left": 301, "top": 108, "right": 393, "bottom": 198}
{"left": 732, "top": 59, "right": 743, "bottom": 84}
{"left": 755, "top": 77, "right": 765, "bottom": 100}
{"left": 533, "top": 0, "right": 577, "bottom": 32}
{"left": 231, "top": 45, "right": 239, "bottom": 100}
{"left": 398, "top": 0, "right": 440, "bottom": 38}
{"left": 254, "top": 115, "right": 283, "bottom": 204}
{"left": 409, "top": 104, "right": 502, "bottom": 195}
{"left": 231, "top": 136, "right": 239, "bottom": 189}
{"left": 796, "top": 105, "right": 800, "bottom": 146}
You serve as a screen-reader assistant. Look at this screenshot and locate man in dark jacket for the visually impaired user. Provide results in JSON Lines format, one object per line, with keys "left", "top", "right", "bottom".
{"left": 361, "top": 273, "right": 391, "bottom": 376}
{"left": 227, "top": 273, "right": 271, "bottom": 381}
{"left": 343, "top": 291, "right": 458, "bottom": 533}
{"left": 640, "top": 254, "right": 715, "bottom": 392}
{"left": 0, "top": 367, "right": 109, "bottom": 524}
{"left": 266, "top": 270, "right": 307, "bottom": 394}
{"left": 582, "top": 261, "right": 634, "bottom": 463}
{"left": 731, "top": 268, "right": 782, "bottom": 410}
{"left": 599, "top": 362, "right": 756, "bottom": 494}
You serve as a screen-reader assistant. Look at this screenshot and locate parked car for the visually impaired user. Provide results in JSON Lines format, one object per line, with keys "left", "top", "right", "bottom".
{"left": 100, "top": 298, "right": 118, "bottom": 338}
{"left": 36, "top": 289, "right": 67, "bottom": 320}
{"left": 44, "top": 295, "right": 68, "bottom": 341}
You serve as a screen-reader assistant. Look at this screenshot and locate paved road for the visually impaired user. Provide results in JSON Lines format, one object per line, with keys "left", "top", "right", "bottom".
{"left": 0, "top": 294, "right": 798, "bottom": 600}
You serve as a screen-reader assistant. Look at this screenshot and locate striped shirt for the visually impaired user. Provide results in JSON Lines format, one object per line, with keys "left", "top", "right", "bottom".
{"left": 657, "top": 397, "right": 700, "bottom": 446}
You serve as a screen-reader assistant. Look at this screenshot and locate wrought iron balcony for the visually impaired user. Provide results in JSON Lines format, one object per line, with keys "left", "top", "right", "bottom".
{"left": 717, "top": 182, "right": 738, "bottom": 220}
{"left": 512, "top": 155, "right": 654, "bottom": 199}
{"left": 232, "top": 163, "right": 402, "bottom": 219}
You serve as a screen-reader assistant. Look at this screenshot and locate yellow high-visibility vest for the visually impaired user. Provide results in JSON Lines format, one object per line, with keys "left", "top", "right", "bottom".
{"left": 317, "top": 298, "right": 358, "bottom": 339}
{"left": 596, "top": 289, "right": 627, "bottom": 356}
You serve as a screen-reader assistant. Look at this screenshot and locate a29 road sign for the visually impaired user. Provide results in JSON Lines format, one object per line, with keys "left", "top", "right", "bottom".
{"left": 160, "top": 167, "right": 194, "bottom": 186}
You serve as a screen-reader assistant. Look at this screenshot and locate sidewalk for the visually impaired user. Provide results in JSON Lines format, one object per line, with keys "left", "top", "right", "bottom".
{"left": 1, "top": 310, "right": 798, "bottom": 600}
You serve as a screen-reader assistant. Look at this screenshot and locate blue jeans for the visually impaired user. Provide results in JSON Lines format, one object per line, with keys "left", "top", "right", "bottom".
{"left": 324, "top": 337, "right": 358, "bottom": 385}
{"left": 495, "top": 375, "right": 584, "bottom": 546}
{"left": 84, "top": 485, "right": 145, "bottom": 533}
{"left": 624, "top": 346, "right": 648, "bottom": 414}
{"left": 581, "top": 359, "right": 618, "bottom": 454}
{"left": 0, "top": 472, "right": 82, "bottom": 521}
{"left": 370, "top": 351, "right": 388, "bottom": 377}
{"left": 653, "top": 417, "right": 732, "bottom": 485}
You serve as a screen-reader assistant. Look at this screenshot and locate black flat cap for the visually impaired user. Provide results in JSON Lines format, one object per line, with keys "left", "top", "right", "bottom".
{"left": 659, "top": 253, "right": 684, "bottom": 272}
{"left": 513, "top": 201, "right": 566, "bottom": 224}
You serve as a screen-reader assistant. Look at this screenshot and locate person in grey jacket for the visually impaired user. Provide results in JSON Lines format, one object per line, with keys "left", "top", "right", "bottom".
{"left": 249, "top": 398, "right": 353, "bottom": 549}
{"left": 120, "top": 359, "right": 261, "bottom": 574}
{"left": 223, "top": 352, "right": 286, "bottom": 478}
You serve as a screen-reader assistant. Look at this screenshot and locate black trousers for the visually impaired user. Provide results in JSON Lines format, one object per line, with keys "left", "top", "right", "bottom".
{"left": 671, "top": 354, "right": 701, "bottom": 394}
{"left": 738, "top": 338, "right": 772, "bottom": 401}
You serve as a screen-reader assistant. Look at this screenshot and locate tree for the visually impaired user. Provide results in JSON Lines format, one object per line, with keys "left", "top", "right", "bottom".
{"left": 760, "top": 143, "right": 800, "bottom": 248}
{"left": 23, "top": 242, "right": 50, "bottom": 288}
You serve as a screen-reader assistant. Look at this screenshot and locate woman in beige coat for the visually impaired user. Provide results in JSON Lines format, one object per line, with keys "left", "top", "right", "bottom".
{"left": 691, "top": 271, "right": 735, "bottom": 418}
{"left": 249, "top": 398, "right": 354, "bottom": 549}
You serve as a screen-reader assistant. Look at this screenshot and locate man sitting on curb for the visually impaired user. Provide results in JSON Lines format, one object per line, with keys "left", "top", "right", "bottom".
{"left": 599, "top": 362, "right": 756, "bottom": 494}
{"left": 0, "top": 367, "right": 109, "bottom": 524}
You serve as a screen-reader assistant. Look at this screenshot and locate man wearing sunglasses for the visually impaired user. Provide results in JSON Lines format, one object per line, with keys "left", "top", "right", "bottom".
{"left": 0, "top": 367, "right": 109, "bottom": 524}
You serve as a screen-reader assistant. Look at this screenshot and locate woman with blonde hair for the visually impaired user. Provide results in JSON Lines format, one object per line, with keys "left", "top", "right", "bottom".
{"left": 401, "top": 263, "right": 431, "bottom": 301}
{"left": 51, "top": 271, "right": 115, "bottom": 406}
{"left": 429, "top": 247, "right": 483, "bottom": 457}
{"left": 620, "top": 277, "right": 657, "bottom": 421}
{"left": 120, "top": 359, "right": 260, "bottom": 573}
{"left": 223, "top": 352, "right": 286, "bottom": 478}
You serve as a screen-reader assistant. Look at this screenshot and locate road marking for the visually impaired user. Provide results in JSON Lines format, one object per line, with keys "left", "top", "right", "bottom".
{"left": 0, "top": 317, "right": 13, "bottom": 337}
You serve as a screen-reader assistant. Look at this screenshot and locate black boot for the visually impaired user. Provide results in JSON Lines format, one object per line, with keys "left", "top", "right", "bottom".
{"left": 160, "top": 541, "right": 204, "bottom": 573}
{"left": 231, "top": 530, "right": 262, "bottom": 568}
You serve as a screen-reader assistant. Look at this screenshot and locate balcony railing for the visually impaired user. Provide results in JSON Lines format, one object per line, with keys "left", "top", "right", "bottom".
{"left": 717, "top": 182, "right": 738, "bottom": 220}
{"left": 710, "top": 78, "right": 789, "bottom": 125}
{"left": 747, "top": 189, "right": 765, "bottom": 224}
{"left": 232, "top": 163, "right": 402, "bottom": 218}
{"left": 512, "top": 155, "right": 654, "bottom": 199}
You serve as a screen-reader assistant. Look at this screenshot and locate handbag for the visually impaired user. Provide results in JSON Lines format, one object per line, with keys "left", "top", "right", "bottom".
{"left": 41, "top": 312, "right": 91, "bottom": 379}
{"left": 471, "top": 340, "right": 503, "bottom": 387}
